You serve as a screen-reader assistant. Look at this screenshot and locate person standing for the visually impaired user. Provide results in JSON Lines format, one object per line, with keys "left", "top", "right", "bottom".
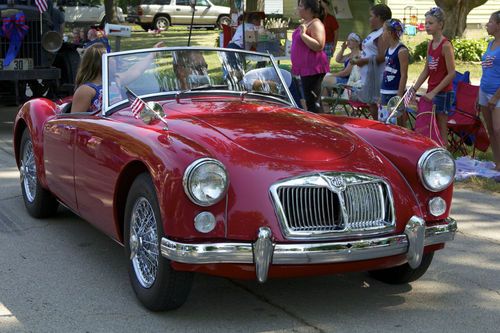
{"left": 379, "top": 19, "right": 409, "bottom": 126}
{"left": 412, "top": 7, "right": 456, "bottom": 145}
{"left": 291, "top": 0, "right": 330, "bottom": 113}
{"left": 350, "top": 4, "right": 392, "bottom": 119}
{"left": 479, "top": 11, "right": 500, "bottom": 170}
{"left": 320, "top": 0, "right": 339, "bottom": 62}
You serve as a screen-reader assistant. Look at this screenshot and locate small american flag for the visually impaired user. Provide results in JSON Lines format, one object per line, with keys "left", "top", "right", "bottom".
{"left": 35, "top": 0, "right": 48, "bottom": 13}
{"left": 403, "top": 87, "right": 416, "bottom": 108}
{"left": 126, "top": 89, "right": 145, "bottom": 119}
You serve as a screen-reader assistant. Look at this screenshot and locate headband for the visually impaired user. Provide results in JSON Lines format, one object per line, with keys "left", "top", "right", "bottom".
{"left": 347, "top": 32, "right": 361, "bottom": 43}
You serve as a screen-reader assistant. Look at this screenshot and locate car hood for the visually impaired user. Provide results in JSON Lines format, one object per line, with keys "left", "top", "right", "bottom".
{"left": 167, "top": 100, "right": 363, "bottom": 162}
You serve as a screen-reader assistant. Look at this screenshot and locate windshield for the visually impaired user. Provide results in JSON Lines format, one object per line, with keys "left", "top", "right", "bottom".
{"left": 102, "top": 47, "right": 294, "bottom": 115}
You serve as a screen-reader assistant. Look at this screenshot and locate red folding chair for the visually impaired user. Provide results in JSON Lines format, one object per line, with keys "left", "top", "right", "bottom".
{"left": 447, "top": 82, "right": 490, "bottom": 157}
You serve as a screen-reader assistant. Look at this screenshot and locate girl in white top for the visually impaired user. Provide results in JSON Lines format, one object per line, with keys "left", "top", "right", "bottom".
{"left": 351, "top": 4, "right": 392, "bottom": 119}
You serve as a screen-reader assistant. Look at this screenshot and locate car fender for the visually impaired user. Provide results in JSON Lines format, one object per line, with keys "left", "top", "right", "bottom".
{"left": 328, "top": 115, "right": 453, "bottom": 221}
{"left": 14, "top": 98, "right": 58, "bottom": 189}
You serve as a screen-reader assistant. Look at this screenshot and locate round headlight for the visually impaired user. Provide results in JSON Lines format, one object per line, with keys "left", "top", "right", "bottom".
{"left": 183, "top": 158, "right": 228, "bottom": 206}
{"left": 418, "top": 148, "right": 455, "bottom": 192}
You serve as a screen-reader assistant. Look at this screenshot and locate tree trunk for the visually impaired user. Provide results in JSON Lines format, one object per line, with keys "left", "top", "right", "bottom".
{"left": 104, "top": 0, "right": 117, "bottom": 25}
{"left": 435, "top": 0, "right": 488, "bottom": 39}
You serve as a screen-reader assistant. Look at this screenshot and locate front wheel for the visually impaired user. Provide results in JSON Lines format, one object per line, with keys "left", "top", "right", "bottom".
{"left": 369, "top": 252, "right": 434, "bottom": 284}
{"left": 19, "top": 130, "right": 59, "bottom": 218}
{"left": 124, "top": 173, "right": 193, "bottom": 311}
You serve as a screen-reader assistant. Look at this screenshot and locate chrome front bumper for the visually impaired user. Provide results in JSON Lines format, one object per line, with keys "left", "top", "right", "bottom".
{"left": 161, "top": 216, "right": 457, "bottom": 283}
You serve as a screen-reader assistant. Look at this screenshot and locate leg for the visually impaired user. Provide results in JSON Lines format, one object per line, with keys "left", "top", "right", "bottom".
{"left": 482, "top": 105, "right": 500, "bottom": 170}
{"left": 369, "top": 103, "right": 378, "bottom": 120}
{"left": 301, "top": 74, "right": 325, "bottom": 113}
{"left": 436, "top": 113, "right": 448, "bottom": 146}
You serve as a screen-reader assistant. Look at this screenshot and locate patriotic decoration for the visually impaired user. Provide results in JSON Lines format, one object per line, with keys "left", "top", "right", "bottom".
{"left": 126, "top": 89, "right": 145, "bottom": 119}
{"left": 403, "top": 87, "right": 416, "bottom": 108}
{"left": 35, "top": 0, "right": 48, "bottom": 13}
{"left": 428, "top": 55, "right": 439, "bottom": 71}
{"left": 482, "top": 55, "right": 495, "bottom": 69}
{"left": 0, "top": 12, "right": 30, "bottom": 67}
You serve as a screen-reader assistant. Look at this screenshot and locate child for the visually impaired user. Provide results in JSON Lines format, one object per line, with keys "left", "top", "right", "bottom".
{"left": 412, "top": 7, "right": 456, "bottom": 144}
{"left": 350, "top": 4, "right": 392, "bottom": 119}
{"left": 379, "top": 19, "right": 409, "bottom": 126}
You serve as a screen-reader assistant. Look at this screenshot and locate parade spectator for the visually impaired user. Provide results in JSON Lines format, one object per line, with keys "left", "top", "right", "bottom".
{"left": 412, "top": 7, "right": 456, "bottom": 144}
{"left": 291, "top": 0, "right": 330, "bottom": 113}
{"left": 322, "top": 33, "right": 361, "bottom": 87}
{"left": 320, "top": 0, "right": 339, "bottom": 62}
{"left": 84, "top": 28, "right": 111, "bottom": 53}
{"left": 379, "top": 19, "right": 409, "bottom": 126}
{"left": 227, "top": 13, "right": 261, "bottom": 50}
{"left": 479, "top": 10, "right": 500, "bottom": 170}
{"left": 350, "top": 4, "right": 391, "bottom": 119}
{"left": 71, "top": 42, "right": 165, "bottom": 113}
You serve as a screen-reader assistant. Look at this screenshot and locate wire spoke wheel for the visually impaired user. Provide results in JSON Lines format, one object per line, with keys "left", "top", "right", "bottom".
{"left": 130, "top": 197, "right": 159, "bottom": 288}
{"left": 20, "top": 139, "right": 37, "bottom": 203}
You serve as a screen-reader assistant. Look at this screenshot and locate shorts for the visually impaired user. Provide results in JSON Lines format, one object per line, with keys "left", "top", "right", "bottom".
{"left": 432, "top": 91, "right": 455, "bottom": 115}
{"left": 324, "top": 42, "right": 334, "bottom": 59}
{"left": 380, "top": 93, "right": 397, "bottom": 106}
{"left": 479, "top": 88, "right": 500, "bottom": 108}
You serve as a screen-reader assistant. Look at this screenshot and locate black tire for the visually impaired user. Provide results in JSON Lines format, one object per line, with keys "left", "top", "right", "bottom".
{"left": 124, "top": 173, "right": 193, "bottom": 311}
{"left": 140, "top": 23, "right": 153, "bottom": 31}
{"left": 217, "top": 15, "right": 231, "bottom": 29}
{"left": 154, "top": 16, "right": 170, "bottom": 31}
{"left": 369, "top": 252, "right": 434, "bottom": 284}
{"left": 19, "top": 130, "right": 59, "bottom": 218}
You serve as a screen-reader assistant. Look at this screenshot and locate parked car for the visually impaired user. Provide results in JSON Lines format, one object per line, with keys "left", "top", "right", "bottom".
{"left": 127, "top": 0, "right": 231, "bottom": 31}
{"left": 13, "top": 47, "right": 457, "bottom": 311}
{"left": 62, "top": 0, "right": 125, "bottom": 26}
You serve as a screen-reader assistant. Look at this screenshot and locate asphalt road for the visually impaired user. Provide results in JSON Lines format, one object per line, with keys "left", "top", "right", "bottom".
{"left": 0, "top": 105, "right": 499, "bottom": 333}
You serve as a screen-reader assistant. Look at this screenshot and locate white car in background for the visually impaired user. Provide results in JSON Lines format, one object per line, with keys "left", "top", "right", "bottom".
{"left": 63, "top": 0, "right": 125, "bottom": 26}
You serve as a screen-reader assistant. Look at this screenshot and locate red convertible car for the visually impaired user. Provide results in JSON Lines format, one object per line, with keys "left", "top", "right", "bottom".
{"left": 13, "top": 47, "right": 457, "bottom": 311}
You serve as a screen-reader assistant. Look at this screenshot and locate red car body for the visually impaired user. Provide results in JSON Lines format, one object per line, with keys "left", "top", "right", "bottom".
{"left": 13, "top": 48, "right": 456, "bottom": 311}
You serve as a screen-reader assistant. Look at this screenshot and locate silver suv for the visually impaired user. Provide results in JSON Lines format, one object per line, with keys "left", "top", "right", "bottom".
{"left": 127, "top": 0, "right": 231, "bottom": 31}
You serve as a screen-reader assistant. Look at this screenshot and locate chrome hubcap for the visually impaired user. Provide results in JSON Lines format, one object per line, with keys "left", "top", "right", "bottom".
{"left": 130, "top": 197, "right": 159, "bottom": 288}
{"left": 20, "top": 140, "right": 37, "bottom": 203}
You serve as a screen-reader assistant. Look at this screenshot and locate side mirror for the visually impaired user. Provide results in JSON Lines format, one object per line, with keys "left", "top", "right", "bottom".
{"left": 385, "top": 95, "right": 404, "bottom": 124}
{"left": 139, "top": 102, "right": 165, "bottom": 124}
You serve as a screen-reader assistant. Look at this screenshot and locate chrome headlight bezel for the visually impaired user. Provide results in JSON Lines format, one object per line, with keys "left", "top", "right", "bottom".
{"left": 183, "top": 158, "right": 229, "bottom": 207}
{"left": 417, "top": 148, "right": 455, "bottom": 192}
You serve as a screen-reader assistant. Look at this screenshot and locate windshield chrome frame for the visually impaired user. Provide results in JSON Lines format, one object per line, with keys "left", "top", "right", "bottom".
{"left": 101, "top": 47, "right": 297, "bottom": 116}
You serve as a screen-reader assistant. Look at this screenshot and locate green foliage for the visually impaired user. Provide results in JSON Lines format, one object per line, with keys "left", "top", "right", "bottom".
{"left": 452, "top": 38, "right": 488, "bottom": 62}
{"left": 410, "top": 38, "right": 488, "bottom": 62}
{"left": 412, "top": 40, "right": 429, "bottom": 62}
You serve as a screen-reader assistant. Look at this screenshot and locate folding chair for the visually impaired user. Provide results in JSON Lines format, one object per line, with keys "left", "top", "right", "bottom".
{"left": 447, "top": 82, "right": 490, "bottom": 157}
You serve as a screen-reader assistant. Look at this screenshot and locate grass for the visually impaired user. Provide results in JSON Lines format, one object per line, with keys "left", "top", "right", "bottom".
{"left": 114, "top": 25, "right": 499, "bottom": 193}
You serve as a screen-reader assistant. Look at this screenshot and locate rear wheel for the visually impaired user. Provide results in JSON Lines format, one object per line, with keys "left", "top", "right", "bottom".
{"left": 154, "top": 16, "right": 170, "bottom": 31}
{"left": 124, "top": 173, "right": 193, "bottom": 311}
{"left": 369, "top": 252, "right": 434, "bottom": 284}
{"left": 19, "top": 130, "right": 59, "bottom": 218}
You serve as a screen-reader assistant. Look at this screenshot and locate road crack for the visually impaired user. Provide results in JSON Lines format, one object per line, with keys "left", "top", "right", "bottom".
{"left": 229, "top": 280, "right": 326, "bottom": 333}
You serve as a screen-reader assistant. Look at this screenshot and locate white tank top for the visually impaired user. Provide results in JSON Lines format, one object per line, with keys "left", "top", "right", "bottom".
{"left": 360, "top": 27, "right": 384, "bottom": 84}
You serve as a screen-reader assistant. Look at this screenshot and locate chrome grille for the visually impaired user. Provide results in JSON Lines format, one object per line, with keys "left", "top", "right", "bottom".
{"left": 271, "top": 173, "right": 395, "bottom": 240}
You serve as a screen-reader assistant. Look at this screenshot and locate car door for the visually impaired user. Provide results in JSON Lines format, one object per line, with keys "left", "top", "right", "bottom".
{"left": 194, "top": 0, "right": 214, "bottom": 24}
{"left": 43, "top": 117, "right": 78, "bottom": 211}
{"left": 173, "top": 0, "right": 194, "bottom": 24}
{"left": 72, "top": 119, "right": 125, "bottom": 239}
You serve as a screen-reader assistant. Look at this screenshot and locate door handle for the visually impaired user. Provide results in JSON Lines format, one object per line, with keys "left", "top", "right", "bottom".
{"left": 176, "top": 8, "right": 180, "bottom": 11}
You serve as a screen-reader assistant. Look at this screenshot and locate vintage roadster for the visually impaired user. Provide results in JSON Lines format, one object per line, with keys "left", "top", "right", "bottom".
{"left": 13, "top": 47, "right": 457, "bottom": 311}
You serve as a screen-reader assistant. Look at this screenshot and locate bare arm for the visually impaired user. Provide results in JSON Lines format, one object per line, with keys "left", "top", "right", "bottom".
{"left": 70, "top": 85, "right": 95, "bottom": 113}
{"left": 300, "top": 20, "right": 325, "bottom": 52}
{"left": 116, "top": 42, "right": 165, "bottom": 87}
{"left": 333, "top": 62, "right": 354, "bottom": 78}
{"left": 413, "top": 62, "right": 429, "bottom": 92}
{"left": 425, "top": 41, "right": 456, "bottom": 100}
{"left": 335, "top": 41, "right": 348, "bottom": 63}
{"left": 397, "top": 48, "right": 409, "bottom": 97}
{"left": 375, "top": 36, "right": 388, "bottom": 64}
